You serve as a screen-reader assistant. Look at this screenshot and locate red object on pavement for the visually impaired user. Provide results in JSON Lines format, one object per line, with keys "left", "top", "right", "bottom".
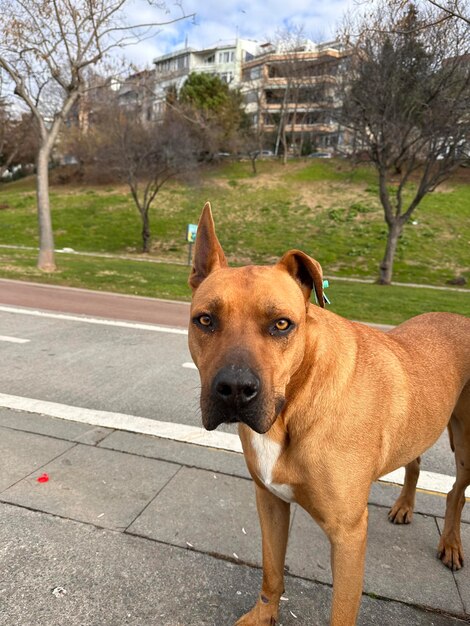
{"left": 37, "top": 473, "right": 49, "bottom": 483}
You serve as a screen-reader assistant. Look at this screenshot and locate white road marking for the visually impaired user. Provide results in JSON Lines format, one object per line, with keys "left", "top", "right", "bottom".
{"left": 0, "top": 335, "right": 30, "bottom": 344}
{"left": 182, "top": 362, "right": 197, "bottom": 370}
{"left": 0, "top": 306, "right": 188, "bottom": 335}
{"left": 379, "top": 467, "right": 461, "bottom": 497}
{"left": 0, "top": 391, "right": 463, "bottom": 498}
{"left": 0, "top": 393, "right": 241, "bottom": 453}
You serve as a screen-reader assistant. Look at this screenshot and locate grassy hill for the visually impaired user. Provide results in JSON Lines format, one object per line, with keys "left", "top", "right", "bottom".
{"left": 1, "top": 158, "right": 468, "bottom": 284}
{"left": 0, "top": 158, "right": 468, "bottom": 324}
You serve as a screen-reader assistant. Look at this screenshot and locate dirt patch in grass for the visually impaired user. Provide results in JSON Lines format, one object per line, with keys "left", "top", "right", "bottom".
{"left": 237, "top": 173, "right": 286, "bottom": 190}
{"left": 96, "top": 270, "right": 119, "bottom": 277}
{"left": 295, "top": 184, "right": 374, "bottom": 213}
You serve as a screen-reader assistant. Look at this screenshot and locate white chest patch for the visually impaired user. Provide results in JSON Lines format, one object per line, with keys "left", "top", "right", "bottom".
{"left": 250, "top": 432, "right": 295, "bottom": 503}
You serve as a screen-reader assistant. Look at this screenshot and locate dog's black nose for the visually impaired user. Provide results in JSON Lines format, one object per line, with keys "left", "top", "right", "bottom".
{"left": 212, "top": 366, "right": 260, "bottom": 408}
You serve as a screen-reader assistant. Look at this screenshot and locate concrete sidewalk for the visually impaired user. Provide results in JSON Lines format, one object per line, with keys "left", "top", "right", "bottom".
{"left": 1, "top": 407, "right": 469, "bottom": 626}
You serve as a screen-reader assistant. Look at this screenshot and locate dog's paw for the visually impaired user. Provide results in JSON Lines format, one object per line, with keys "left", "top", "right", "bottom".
{"left": 234, "top": 597, "right": 279, "bottom": 626}
{"left": 437, "top": 537, "right": 464, "bottom": 571}
{"left": 388, "top": 499, "right": 414, "bottom": 524}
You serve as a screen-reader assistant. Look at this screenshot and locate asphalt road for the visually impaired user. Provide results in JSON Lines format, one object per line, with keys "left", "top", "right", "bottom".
{"left": 0, "top": 279, "right": 456, "bottom": 477}
{"left": 0, "top": 305, "right": 200, "bottom": 423}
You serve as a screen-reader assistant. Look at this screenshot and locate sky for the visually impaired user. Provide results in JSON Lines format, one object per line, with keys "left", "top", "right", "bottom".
{"left": 125, "top": 0, "right": 357, "bottom": 67}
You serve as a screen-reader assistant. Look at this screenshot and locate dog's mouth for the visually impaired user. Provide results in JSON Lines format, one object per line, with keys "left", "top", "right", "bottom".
{"left": 198, "top": 362, "right": 286, "bottom": 433}
{"left": 201, "top": 394, "right": 285, "bottom": 434}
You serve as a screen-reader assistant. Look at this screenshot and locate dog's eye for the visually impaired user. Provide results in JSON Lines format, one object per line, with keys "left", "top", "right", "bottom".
{"left": 270, "top": 319, "right": 294, "bottom": 336}
{"left": 193, "top": 313, "right": 217, "bottom": 332}
{"left": 275, "top": 319, "right": 291, "bottom": 331}
{"left": 198, "top": 315, "right": 212, "bottom": 327}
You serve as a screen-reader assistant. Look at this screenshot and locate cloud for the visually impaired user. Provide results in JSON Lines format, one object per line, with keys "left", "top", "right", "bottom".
{"left": 121, "top": 0, "right": 355, "bottom": 65}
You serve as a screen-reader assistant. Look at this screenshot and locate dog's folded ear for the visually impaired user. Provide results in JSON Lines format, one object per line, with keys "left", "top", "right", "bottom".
{"left": 277, "top": 250, "right": 325, "bottom": 307}
{"left": 189, "top": 202, "right": 228, "bottom": 290}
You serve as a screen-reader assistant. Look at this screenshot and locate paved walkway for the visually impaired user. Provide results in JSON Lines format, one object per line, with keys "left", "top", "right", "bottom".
{"left": 1, "top": 407, "right": 469, "bottom": 625}
{"left": 0, "top": 278, "right": 191, "bottom": 327}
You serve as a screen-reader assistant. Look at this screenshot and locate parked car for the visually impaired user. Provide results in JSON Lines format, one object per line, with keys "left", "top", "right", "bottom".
{"left": 307, "top": 151, "right": 332, "bottom": 159}
{"left": 254, "top": 149, "right": 274, "bottom": 158}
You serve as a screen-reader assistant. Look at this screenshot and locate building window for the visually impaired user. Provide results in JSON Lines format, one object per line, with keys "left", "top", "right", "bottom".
{"left": 244, "top": 66, "right": 261, "bottom": 81}
{"left": 245, "top": 91, "right": 258, "bottom": 103}
{"left": 220, "top": 71, "right": 233, "bottom": 84}
{"left": 206, "top": 54, "right": 215, "bottom": 64}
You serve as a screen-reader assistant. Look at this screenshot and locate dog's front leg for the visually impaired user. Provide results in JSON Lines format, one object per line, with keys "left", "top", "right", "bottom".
{"left": 328, "top": 508, "right": 368, "bottom": 626}
{"left": 235, "top": 484, "right": 290, "bottom": 626}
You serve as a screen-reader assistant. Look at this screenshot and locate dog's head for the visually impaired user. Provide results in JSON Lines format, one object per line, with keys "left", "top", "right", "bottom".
{"left": 188, "top": 202, "right": 324, "bottom": 434}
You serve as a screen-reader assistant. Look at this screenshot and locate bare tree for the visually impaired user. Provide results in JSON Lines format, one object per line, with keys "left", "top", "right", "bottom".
{"left": 339, "top": 1, "right": 470, "bottom": 284}
{"left": 240, "top": 119, "right": 263, "bottom": 175}
{"left": 395, "top": 0, "right": 470, "bottom": 26}
{"left": 239, "top": 63, "right": 270, "bottom": 173}
{"left": 0, "top": 0, "right": 193, "bottom": 271}
{"left": 426, "top": 0, "right": 470, "bottom": 24}
{"left": 271, "top": 27, "right": 322, "bottom": 163}
{"left": 91, "top": 100, "right": 199, "bottom": 253}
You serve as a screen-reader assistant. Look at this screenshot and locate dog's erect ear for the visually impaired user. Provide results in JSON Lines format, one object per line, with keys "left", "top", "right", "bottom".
{"left": 277, "top": 249, "right": 324, "bottom": 307}
{"left": 189, "top": 202, "right": 228, "bottom": 291}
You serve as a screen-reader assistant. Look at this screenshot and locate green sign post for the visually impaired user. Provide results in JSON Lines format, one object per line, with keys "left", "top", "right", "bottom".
{"left": 186, "top": 224, "right": 198, "bottom": 265}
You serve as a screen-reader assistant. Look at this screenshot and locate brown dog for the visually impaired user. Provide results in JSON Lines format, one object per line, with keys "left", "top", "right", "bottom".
{"left": 188, "top": 202, "right": 470, "bottom": 626}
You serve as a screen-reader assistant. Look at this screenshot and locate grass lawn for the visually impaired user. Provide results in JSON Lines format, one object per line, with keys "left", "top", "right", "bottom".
{"left": 0, "top": 158, "right": 468, "bottom": 325}
{"left": 1, "top": 247, "right": 468, "bottom": 326}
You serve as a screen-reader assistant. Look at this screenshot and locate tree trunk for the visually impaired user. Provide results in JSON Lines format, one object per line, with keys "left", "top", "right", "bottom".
{"left": 36, "top": 145, "right": 56, "bottom": 271}
{"left": 250, "top": 155, "right": 257, "bottom": 175}
{"left": 378, "top": 220, "right": 402, "bottom": 285}
{"left": 282, "top": 124, "right": 288, "bottom": 165}
{"left": 141, "top": 210, "right": 151, "bottom": 253}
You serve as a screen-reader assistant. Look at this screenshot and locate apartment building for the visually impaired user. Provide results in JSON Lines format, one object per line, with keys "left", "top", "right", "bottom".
{"left": 241, "top": 40, "right": 349, "bottom": 154}
{"left": 116, "top": 69, "right": 157, "bottom": 124}
{"left": 66, "top": 69, "right": 157, "bottom": 135}
{"left": 152, "top": 39, "right": 259, "bottom": 118}
{"left": 130, "top": 38, "right": 350, "bottom": 154}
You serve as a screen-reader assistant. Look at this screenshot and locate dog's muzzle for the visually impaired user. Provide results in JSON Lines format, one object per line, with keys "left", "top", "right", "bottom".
{"left": 202, "top": 364, "right": 267, "bottom": 432}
